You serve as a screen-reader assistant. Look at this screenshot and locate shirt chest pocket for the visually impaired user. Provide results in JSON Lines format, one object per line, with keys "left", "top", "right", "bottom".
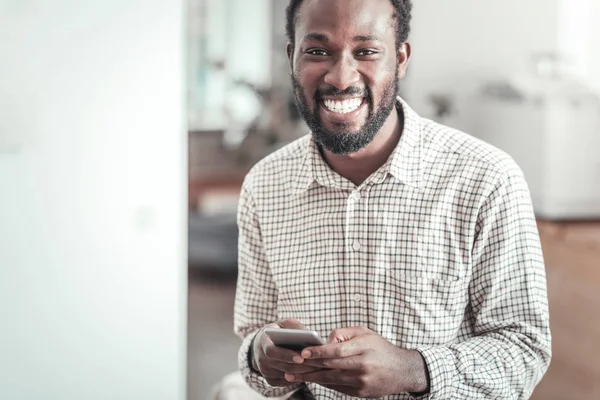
{"left": 373, "top": 213, "right": 471, "bottom": 346}
{"left": 377, "top": 272, "right": 470, "bottom": 347}
{"left": 377, "top": 209, "right": 470, "bottom": 280}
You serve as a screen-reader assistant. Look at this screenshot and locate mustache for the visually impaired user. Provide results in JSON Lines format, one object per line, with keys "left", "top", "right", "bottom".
{"left": 315, "top": 85, "right": 368, "bottom": 99}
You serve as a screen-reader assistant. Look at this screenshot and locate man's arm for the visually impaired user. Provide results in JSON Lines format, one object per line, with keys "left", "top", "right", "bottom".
{"left": 233, "top": 176, "right": 302, "bottom": 398}
{"left": 414, "top": 168, "right": 552, "bottom": 399}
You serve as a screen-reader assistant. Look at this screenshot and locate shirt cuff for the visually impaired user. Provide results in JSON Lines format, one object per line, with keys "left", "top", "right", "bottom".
{"left": 238, "top": 329, "right": 302, "bottom": 398}
{"left": 411, "top": 347, "right": 457, "bottom": 400}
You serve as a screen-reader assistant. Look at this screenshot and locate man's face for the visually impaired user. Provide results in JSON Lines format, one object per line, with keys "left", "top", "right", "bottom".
{"left": 288, "top": 0, "right": 410, "bottom": 155}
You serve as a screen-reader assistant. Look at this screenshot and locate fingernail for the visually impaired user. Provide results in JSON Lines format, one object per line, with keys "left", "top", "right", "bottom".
{"left": 293, "top": 356, "right": 303, "bottom": 364}
{"left": 284, "top": 373, "right": 295, "bottom": 381}
{"left": 301, "top": 350, "right": 311, "bottom": 358}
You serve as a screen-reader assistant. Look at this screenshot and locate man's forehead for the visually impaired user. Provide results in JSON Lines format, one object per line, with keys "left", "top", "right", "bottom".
{"left": 296, "top": 0, "right": 396, "bottom": 40}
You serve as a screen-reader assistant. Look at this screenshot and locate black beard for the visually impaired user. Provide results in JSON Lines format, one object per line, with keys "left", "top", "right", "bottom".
{"left": 291, "top": 70, "right": 399, "bottom": 155}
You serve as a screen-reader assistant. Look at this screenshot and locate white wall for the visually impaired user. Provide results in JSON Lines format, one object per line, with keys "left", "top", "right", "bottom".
{"left": 557, "top": 0, "right": 592, "bottom": 79}
{"left": 558, "top": 0, "right": 600, "bottom": 92}
{"left": 405, "top": 0, "right": 560, "bottom": 122}
{"left": 405, "top": 1, "right": 600, "bottom": 120}
{"left": 589, "top": 1, "right": 600, "bottom": 92}
{"left": 0, "top": 1, "right": 187, "bottom": 399}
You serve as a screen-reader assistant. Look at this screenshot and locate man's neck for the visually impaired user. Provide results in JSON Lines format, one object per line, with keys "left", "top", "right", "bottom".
{"left": 321, "top": 107, "right": 403, "bottom": 187}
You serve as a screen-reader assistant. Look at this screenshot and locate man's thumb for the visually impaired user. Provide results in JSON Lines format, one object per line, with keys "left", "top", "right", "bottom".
{"left": 277, "top": 318, "right": 307, "bottom": 330}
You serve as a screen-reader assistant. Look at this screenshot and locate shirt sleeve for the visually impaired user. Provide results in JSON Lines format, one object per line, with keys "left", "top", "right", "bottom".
{"left": 233, "top": 175, "right": 302, "bottom": 398}
{"left": 415, "top": 168, "right": 552, "bottom": 399}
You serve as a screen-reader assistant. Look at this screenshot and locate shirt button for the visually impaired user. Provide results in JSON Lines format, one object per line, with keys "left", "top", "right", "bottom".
{"left": 353, "top": 294, "right": 363, "bottom": 303}
{"left": 352, "top": 241, "right": 362, "bottom": 251}
{"left": 350, "top": 192, "right": 361, "bottom": 201}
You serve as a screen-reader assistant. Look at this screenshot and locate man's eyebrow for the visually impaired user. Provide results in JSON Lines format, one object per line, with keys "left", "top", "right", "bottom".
{"left": 353, "top": 35, "right": 382, "bottom": 42}
{"left": 303, "top": 33, "right": 329, "bottom": 43}
{"left": 302, "top": 33, "right": 382, "bottom": 43}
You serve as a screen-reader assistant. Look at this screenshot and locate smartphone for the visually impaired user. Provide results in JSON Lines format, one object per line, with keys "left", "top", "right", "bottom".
{"left": 264, "top": 328, "right": 326, "bottom": 351}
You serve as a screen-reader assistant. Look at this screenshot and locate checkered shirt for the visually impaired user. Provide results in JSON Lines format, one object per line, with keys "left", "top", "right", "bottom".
{"left": 234, "top": 98, "right": 551, "bottom": 399}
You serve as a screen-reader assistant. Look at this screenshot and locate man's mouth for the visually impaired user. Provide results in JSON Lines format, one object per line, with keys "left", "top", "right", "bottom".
{"left": 322, "top": 97, "right": 365, "bottom": 114}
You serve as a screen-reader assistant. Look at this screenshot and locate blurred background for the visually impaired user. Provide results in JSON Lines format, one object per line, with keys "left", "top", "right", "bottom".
{"left": 187, "top": 1, "right": 600, "bottom": 399}
{"left": 1, "top": 1, "right": 599, "bottom": 400}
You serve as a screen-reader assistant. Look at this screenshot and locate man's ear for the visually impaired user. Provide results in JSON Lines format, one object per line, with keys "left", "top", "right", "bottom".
{"left": 397, "top": 42, "right": 411, "bottom": 79}
{"left": 286, "top": 42, "right": 294, "bottom": 73}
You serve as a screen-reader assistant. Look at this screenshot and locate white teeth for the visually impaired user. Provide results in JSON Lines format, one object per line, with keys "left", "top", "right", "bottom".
{"left": 323, "top": 98, "right": 363, "bottom": 114}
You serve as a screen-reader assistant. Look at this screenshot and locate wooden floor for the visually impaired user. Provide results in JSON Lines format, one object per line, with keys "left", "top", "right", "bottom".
{"left": 531, "top": 221, "right": 600, "bottom": 399}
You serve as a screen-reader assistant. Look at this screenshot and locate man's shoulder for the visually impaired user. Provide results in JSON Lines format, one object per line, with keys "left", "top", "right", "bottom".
{"left": 242, "top": 134, "right": 310, "bottom": 192}
{"left": 421, "top": 118, "right": 522, "bottom": 180}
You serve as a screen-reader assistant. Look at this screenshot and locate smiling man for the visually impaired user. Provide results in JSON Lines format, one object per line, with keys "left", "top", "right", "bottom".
{"left": 233, "top": 0, "right": 551, "bottom": 399}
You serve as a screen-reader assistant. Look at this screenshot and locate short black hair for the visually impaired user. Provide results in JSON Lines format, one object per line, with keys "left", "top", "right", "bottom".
{"left": 285, "top": 0, "right": 413, "bottom": 50}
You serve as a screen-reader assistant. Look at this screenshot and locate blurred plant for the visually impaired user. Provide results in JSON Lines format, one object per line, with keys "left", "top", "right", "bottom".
{"left": 428, "top": 93, "right": 454, "bottom": 120}
{"left": 222, "top": 79, "right": 304, "bottom": 165}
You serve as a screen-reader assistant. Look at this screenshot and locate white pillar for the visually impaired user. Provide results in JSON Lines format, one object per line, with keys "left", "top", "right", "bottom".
{"left": 0, "top": 1, "right": 187, "bottom": 398}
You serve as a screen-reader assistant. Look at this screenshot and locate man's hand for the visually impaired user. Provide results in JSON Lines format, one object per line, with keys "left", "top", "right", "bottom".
{"left": 252, "top": 319, "right": 324, "bottom": 387}
{"left": 284, "top": 326, "right": 429, "bottom": 398}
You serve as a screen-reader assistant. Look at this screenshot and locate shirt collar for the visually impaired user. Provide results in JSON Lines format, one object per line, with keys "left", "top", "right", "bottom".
{"left": 294, "top": 96, "right": 423, "bottom": 195}
{"left": 386, "top": 97, "right": 423, "bottom": 189}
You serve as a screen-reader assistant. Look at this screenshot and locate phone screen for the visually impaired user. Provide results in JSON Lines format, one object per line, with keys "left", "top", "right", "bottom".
{"left": 264, "top": 328, "right": 326, "bottom": 351}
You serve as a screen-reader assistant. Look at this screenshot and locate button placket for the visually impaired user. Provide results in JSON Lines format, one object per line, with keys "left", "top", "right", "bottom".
{"left": 343, "top": 189, "right": 358, "bottom": 326}
{"left": 344, "top": 189, "right": 363, "bottom": 326}
{"left": 353, "top": 188, "right": 371, "bottom": 325}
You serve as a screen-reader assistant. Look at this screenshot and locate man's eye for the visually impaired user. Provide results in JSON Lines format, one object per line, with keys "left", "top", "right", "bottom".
{"left": 357, "top": 50, "right": 377, "bottom": 56}
{"left": 306, "top": 49, "right": 328, "bottom": 56}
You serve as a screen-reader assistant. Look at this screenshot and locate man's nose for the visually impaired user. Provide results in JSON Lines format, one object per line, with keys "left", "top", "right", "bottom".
{"left": 323, "top": 55, "right": 360, "bottom": 91}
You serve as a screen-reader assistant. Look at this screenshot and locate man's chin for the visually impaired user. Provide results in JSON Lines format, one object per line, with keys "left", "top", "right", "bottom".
{"left": 313, "top": 127, "right": 361, "bottom": 140}
{"left": 319, "top": 120, "right": 363, "bottom": 136}
{"left": 311, "top": 127, "right": 373, "bottom": 155}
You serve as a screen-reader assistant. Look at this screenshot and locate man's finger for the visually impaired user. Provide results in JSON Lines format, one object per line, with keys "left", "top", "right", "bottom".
{"left": 285, "top": 369, "right": 357, "bottom": 386}
{"left": 264, "top": 377, "right": 291, "bottom": 388}
{"left": 276, "top": 318, "right": 308, "bottom": 330}
{"left": 259, "top": 366, "right": 284, "bottom": 379}
{"left": 263, "top": 359, "right": 322, "bottom": 374}
{"left": 284, "top": 364, "right": 324, "bottom": 374}
{"left": 301, "top": 339, "right": 363, "bottom": 359}
{"left": 300, "top": 355, "right": 361, "bottom": 370}
{"left": 262, "top": 341, "right": 304, "bottom": 364}
{"left": 326, "top": 326, "right": 372, "bottom": 344}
